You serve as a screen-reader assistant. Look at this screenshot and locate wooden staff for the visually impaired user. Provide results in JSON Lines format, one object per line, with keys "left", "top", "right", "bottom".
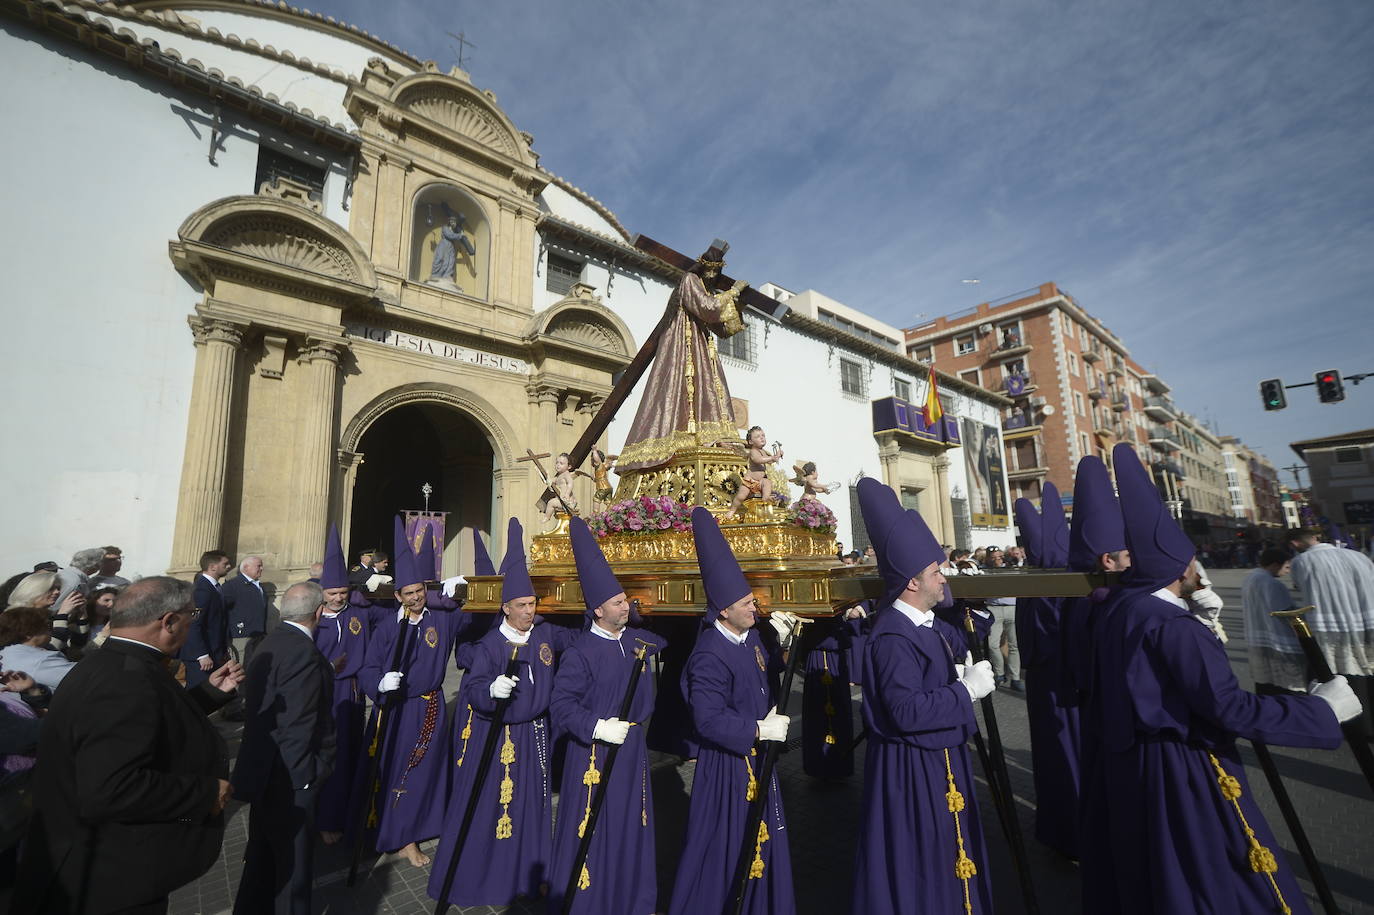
{"left": 433, "top": 643, "right": 525, "bottom": 915}
{"left": 963, "top": 608, "right": 1040, "bottom": 915}
{"left": 346, "top": 605, "right": 416, "bottom": 886}
{"left": 725, "top": 616, "right": 811, "bottom": 915}
{"left": 1249, "top": 739, "right": 1340, "bottom": 915}
{"left": 1272, "top": 606, "right": 1374, "bottom": 797}
{"left": 558, "top": 642, "right": 654, "bottom": 915}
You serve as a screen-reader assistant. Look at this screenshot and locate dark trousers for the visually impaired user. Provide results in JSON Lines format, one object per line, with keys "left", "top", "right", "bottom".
{"left": 234, "top": 781, "right": 316, "bottom": 915}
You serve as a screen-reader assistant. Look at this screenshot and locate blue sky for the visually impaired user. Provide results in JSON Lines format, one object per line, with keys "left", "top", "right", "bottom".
{"left": 320, "top": 0, "right": 1372, "bottom": 475}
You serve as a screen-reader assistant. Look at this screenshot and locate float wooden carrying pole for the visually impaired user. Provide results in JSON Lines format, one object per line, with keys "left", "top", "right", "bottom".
{"left": 1272, "top": 606, "right": 1374, "bottom": 798}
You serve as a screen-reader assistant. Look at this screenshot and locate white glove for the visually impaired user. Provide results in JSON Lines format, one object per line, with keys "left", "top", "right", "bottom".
{"left": 1310, "top": 676, "right": 1362, "bottom": 723}
{"left": 489, "top": 674, "right": 518, "bottom": 700}
{"left": 959, "top": 660, "right": 996, "bottom": 701}
{"left": 955, "top": 651, "right": 974, "bottom": 680}
{"left": 756, "top": 707, "right": 791, "bottom": 742}
{"left": 364, "top": 573, "right": 392, "bottom": 592}
{"left": 378, "top": 671, "right": 403, "bottom": 693}
{"left": 592, "top": 718, "right": 631, "bottom": 745}
{"left": 768, "top": 611, "right": 799, "bottom": 649}
{"left": 1189, "top": 587, "right": 1224, "bottom": 614}
{"left": 441, "top": 575, "right": 467, "bottom": 598}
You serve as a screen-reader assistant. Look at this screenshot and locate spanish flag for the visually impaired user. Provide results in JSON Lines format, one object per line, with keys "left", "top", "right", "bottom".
{"left": 922, "top": 365, "right": 944, "bottom": 427}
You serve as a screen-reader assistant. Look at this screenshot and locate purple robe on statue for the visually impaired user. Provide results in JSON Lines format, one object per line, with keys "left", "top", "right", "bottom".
{"left": 547, "top": 626, "right": 667, "bottom": 915}
{"left": 852, "top": 604, "right": 992, "bottom": 915}
{"left": 312, "top": 598, "right": 371, "bottom": 832}
{"left": 352, "top": 606, "right": 467, "bottom": 852}
{"left": 428, "top": 620, "right": 578, "bottom": 907}
{"left": 1082, "top": 588, "right": 1342, "bottom": 914}
{"left": 667, "top": 624, "right": 795, "bottom": 915}
{"left": 802, "top": 619, "right": 856, "bottom": 778}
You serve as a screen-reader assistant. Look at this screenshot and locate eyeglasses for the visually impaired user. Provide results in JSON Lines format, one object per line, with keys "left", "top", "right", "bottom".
{"left": 162, "top": 608, "right": 202, "bottom": 622}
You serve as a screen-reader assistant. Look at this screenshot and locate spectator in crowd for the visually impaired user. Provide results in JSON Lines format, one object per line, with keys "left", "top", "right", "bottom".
{"left": 307, "top": 562, "right": 324, "bottom": 583}
{"left": 182, "top": 551, "right": 233, "bottom": 688}
{"left": 0, "top": 608, "right": 77, "bottom": 691}
{"left": 1005, "top": 545, "right": 1026, "bottom": 568}
{"left": 12, "top": 576, "right": 244, "bottom": 914}
{"left": 0, "top": 670, "right": 43, "bottom": 884}
{"left": 841, "top": 552, "right": 859, "bottom": 566}
{"left": 224, "top": 556, "right": 271, "bottom": 665}
{"left": 82, "top": 583, "right": 121, "bottom": 650}
{"left": 973, "top": 547, "right": 988, "bottom": 566}
{"left": 986, "top": 547, "right": 1007, "bottom": 568}
{"left": 6, "top": 572, "right": 62, "bottom": 613}
{"left": 1242, "top": 548, "right": 1304, "bottom": 695}
{"left": 88, "top": 546, "right": 130, "bottom": 590}
{"left": 863, "top": 545, "right": 877, "bottom": 564}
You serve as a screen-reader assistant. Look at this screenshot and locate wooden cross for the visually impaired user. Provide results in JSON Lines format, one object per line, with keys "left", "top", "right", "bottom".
{"left": 518, "top": 449, "right": 575, "bottom": 516}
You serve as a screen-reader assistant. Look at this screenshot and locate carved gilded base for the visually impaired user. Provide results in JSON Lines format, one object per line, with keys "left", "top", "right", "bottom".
{"left": 611, "top": 445, "right": 750, "bottom": 511}
{"left": 529, "top": 518, "right": 836, "bottom": 572}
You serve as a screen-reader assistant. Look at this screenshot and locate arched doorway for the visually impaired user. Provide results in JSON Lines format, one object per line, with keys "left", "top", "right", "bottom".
{"left": 349, "top": 402, "right": 496, "bottom": 577}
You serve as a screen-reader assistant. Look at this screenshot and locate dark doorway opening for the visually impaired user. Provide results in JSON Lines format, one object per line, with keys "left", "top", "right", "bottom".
{"left": 349, "top": 402, "right": 496, "bottom": 576}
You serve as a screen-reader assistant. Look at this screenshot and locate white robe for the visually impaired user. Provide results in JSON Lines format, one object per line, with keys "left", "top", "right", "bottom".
{"left": 1290, "top": 543, "right": 1374, "bottom": 676}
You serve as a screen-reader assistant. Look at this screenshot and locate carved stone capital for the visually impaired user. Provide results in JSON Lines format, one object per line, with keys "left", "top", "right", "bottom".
{"left": 257, "top": 176, "right": 324, "bottom": 214}
{"left": 298, "top": 339, "right": 344, "bottom": 366}
{"left": 190, "top": 317, "right": 246, "bottom": 348}
{"left": 525, "top": 381, "right": 562, "bottom": 405}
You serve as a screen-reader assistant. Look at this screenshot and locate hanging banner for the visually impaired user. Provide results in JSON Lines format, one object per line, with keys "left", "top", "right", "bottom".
{"left": 960, "top": 418, "right": 1009, "bottom": 528}
{"left": 403, "top": 510, "right": 448, "bottom": 580}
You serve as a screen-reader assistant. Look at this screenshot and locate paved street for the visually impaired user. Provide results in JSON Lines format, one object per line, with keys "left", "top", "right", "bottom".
{"left": 170, "top": 569, "right": 1373, "bottom": 914}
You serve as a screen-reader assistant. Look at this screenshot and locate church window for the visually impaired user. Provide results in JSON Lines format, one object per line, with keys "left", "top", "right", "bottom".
{"left": 839, "top": 358, "right": 866, "bottom": 397}
{"left": 255, "top": 147, "right": 326, "bottom": 199}
{"left": 719, "top": 320, "right": 756, "bottom": 365}
{"left": 546, "top": 253, "right": 584, "bottom": 295}
{"left": 893, "top": 377, "right": 912, "bottom": 401}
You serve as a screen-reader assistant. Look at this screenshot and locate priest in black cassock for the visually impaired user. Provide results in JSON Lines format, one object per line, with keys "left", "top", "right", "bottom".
{"left": 546, "top": 517, "right": 666, "bottom": 914}
{"left": 851, "top": 478, "right": 996, "bottom": 915}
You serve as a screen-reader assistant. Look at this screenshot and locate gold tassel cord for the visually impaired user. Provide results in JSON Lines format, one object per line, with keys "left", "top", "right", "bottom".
{"left": 455, "top": 705, "right": 474, "bottom": 768}
{"left": 1207, "top": 753, "right": 1291, "bottom": 915}
{"left": 943, "top": 749, "right": 977, "bottom": 915}
{"left": 577, "top": 746, "right": 600, "bottom": 838}
{"left": 822, "top": 655, "right": 837, "bottom": 746}
{"left": 578, "top": 863, "right": 590, "bottom": 891}
{"left": 495, "top": 726, "right": 515, "bottom": 840}
{"left": 744, "top": 749, "right": 758, "bottom": 802}
{"left": 749, "top": 821, "right": 769, "bottom": 879}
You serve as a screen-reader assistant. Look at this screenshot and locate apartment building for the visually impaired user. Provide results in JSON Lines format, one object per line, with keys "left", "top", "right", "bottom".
{"left": 1221, "top": 435, "right": 1285, "bottom": 530}
{"left": 1291, "top": 428, "right": 1374, "bottom": 547}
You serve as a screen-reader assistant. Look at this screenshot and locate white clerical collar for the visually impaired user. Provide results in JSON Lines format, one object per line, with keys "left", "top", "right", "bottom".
{"left": 1151, "top": 587, "right": 1188, "bottom": 610}
{"left": 714, "top": 619, "right": 749, "bottom": 646}
{"left": 892, "top": 598, "right": 935, "bottom": 629}
{"left": 283, "top": 620, "right": 312, "bottom": 638}
{"left": 589, "top": 621, "right": 623, "bottom": 641}
{"left": 500, "top": 620, "right": 533, "bottom": 644}
{"left": 395, "top": 607, "right": 429, "bottom": 625}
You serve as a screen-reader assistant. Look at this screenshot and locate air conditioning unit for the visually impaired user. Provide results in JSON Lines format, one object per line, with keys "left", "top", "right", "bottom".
{"left": 1030, "top": 396, "right": 1047, "bottom": 407}
{"left": 977, "top": 323, "right": 994, "bottom": 335}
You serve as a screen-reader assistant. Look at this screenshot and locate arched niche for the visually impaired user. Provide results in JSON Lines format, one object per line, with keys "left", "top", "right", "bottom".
{"left": 409, "top": 183, "right": 491, "bottom": 299}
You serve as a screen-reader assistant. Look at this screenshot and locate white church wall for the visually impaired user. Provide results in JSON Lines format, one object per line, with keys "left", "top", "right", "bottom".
{"left": 538, "top": 185, "right": 624, "bottom": 241}
{"left": 0, "top": 20, "right": 352, "bottom": 575}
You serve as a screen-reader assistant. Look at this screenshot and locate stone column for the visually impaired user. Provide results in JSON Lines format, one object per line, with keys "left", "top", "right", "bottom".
{"left": 169, "top": 318, "right": 245, "bottom": 573}
{"left": 336, "top": 450, "right": 365, "bottom": 558}
{"left": 933, "top": 455, "right": 956, "bottom": 545}
{"left": 288, "top": 339, "right": 344, "bottom": 571}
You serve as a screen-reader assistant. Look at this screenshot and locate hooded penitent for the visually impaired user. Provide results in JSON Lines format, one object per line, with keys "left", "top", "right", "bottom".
{"left": 857, "top": 477, "right": 944, "bottom": 606}
{"left": 473, "top": 528, "right": 496, "bottom": 576}
{"left": 1014, "top": 498, "right": 1043, "bottom": 567}
{"left": 1039, "top": 482, "right": 1070, "bottom": 568}
{"left": 391, "top": 515, "right": 424, "bottom": 591}
{"left": 499, "top": 516, "right": 535, "bottom": 603}
{"left": 1067, "top": 456, "right": 1127, "bottom": 575}
{"left": 690, "top": 507, "right": 752, "bottom": 624}
{"left": 320, "top": 523, "right": 349, "bottom": 590}
{"left": 1112, "top": 443, "right": 1195, "bottom": 591}
{"left": 570, "top": 516, "right": 625, "bottom": 620}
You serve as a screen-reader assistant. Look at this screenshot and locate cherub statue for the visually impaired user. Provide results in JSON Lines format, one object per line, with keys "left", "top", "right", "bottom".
{"left": 790, "top": 460, "right": 839, "bottom": 502}
{"left": 723, "top": 425, "right": 784, "bottom": 521}
{"left": 590, "top": 448, "right": 617, "bottom": 509}
{"left": 536, "top": 452, "right": 586, "bottom": 521}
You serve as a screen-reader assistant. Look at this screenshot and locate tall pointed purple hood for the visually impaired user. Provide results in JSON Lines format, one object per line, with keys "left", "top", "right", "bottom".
{"left": 473, "top": 528, "right": 496, "bottom": 576}
{"left": 1067, "top": 456, "right": 1127, "bottom": 573}
{"left": 857, "top": 477, "right": 943, "bottom": 606}
{"left": 1014, "top": 498, "right": 1043, "bottom": 567}
{"left": 320, "top": 523, "right": 349, "bottom": 589}
{"left": 1039, "top": 482, "right": 1070, "bottom": 568}
{"left": 499, "top": 517, "right": 535, "bottom": 603}
{"left": 392, "top": 515, "right": 424, "bottom": 590}
{"left": 570, "top": 516, "right": 624, "bottom": 617}
{"left": 1113, "top": 443, "right": 1195, "bottom": 590}
{"left": 691, "top": 507, "right": 752, "bottom": 624}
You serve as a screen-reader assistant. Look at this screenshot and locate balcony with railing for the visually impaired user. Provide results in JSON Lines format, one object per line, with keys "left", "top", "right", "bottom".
{"left": 1001, "top": 372, "right": 1037, "bottom": 397}
{"left": 1082, "top": 345, "right": 1103, "bottom": 363}
{"left": 1143, "top": 395, "right": 1177, "bottom": 422}
{"left": 995, "top": 329, "right": 1032, "bottom": 359}
{"left": 1149, "top": 426, "right": 1181, "bottom": 451}
{"left": 1088, "top": 382, "right": 1106, "bottom": 401}
{"left": 1143, "top": 374, "right": 1171, "bottom": 395}
{"left": 1110, "top": 393, "right": 1129, "bottom": 412}
{"left": 1002, "top": 410, "right": 1042, "bottom": 440}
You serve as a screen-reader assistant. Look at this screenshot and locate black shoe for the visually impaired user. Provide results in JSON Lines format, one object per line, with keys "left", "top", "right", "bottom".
{"left": 1009, "top": 680, "right": 1025, "bottom": 693}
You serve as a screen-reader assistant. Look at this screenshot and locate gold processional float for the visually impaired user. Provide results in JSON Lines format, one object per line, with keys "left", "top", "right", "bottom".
{"left": 459, "top": 237, "right": 1117, "bottom": 616}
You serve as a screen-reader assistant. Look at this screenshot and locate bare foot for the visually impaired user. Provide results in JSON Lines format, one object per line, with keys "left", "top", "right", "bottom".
{"left": 399, "top": 842, "right": 431, "bottom": 867}
{"left": 722, "top": 510, "right": 740, "bottom": 523}
{"left": 319, "top": 830, "right": 343, "bottom": 846}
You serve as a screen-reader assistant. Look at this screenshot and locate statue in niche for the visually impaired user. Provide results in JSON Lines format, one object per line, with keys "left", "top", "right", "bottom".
{"left": 427, "top": 201, "right": 477, "bottom": 290}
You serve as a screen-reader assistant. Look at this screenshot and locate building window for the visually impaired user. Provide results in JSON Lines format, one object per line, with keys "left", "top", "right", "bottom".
{"left": 960, "top": 369, "right": 981, "bottom": 387}
{"left": 954, "top": 334, "right": 976, "bottom": 356}
{"left": 1067, "top": 352, "right": 1080, "bottom": 376}
{"left": 839, "top": 358, "right": 866, "bottom": 397}
{"left": 546, "top": 253, "right": 583, "bottom": 295}
{"left": 911, "top": 345, "right": 933, "bottom": 363}
{"left": 997, "top": 321, "right": 1022, "bottom": 349}
{"left": 1074, "top": 391, "right": 1086, "bottom": 415}
{"left": 255, "top": 147, "right": 326, "bottom": 199}
{"left": 1335, "top": 446, "right": 1363, "bottom": 463}
{"left": 1079, "top": 324, "right": 1091, "bottom": 348}
{"left": 718, "top": 320, "right": 756, "bottom": 364}
{"left": 894, "top": 377, "right": 912, "bottom": 401}
{"left": 1079, "top": 432, "right": 1091, "bottom": 457}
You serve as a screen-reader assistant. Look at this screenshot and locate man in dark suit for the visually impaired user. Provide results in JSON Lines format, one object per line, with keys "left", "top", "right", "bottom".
{"left": 232, "top": 581, "right": 336, "bottom": 915}
{"left": 12, "top": 576, "right": 244, "bottom": 914}
{"left": 224, "top": 555, "right": 272, "bottom": 664}
{"left": 182, "top": 550, "right": 233, "bottom": 687}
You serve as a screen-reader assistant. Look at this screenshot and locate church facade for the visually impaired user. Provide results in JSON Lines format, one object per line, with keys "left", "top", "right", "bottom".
{"left": 1, "top": 0, "right": 1011, "bottom": 580}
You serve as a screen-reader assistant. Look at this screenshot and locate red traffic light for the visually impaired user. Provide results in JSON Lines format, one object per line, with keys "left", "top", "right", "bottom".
{"left": 1315, "top": 369, "right": 1346, "bottom": 404}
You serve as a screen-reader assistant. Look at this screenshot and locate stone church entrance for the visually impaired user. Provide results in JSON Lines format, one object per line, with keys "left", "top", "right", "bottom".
{"left": 348, "top": 401, "right": 496, "bottom": 578}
